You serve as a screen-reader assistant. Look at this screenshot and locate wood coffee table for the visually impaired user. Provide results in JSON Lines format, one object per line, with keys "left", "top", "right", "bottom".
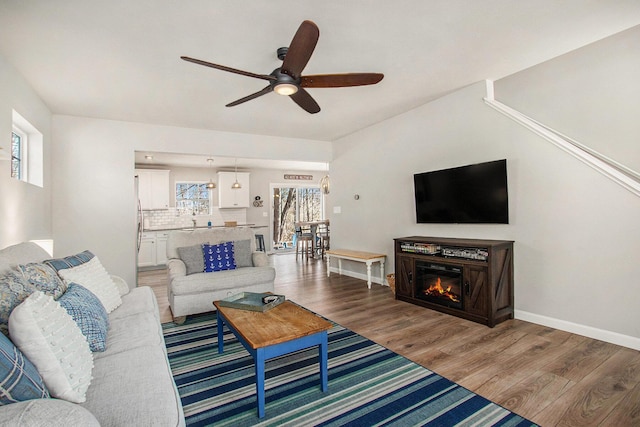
{"left": 212, "top": 300, "right": 332, "bottom": 418}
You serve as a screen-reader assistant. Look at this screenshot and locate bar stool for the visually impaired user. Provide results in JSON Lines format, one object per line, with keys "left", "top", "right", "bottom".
{"left": 255, "top": 234, "right": 265, "bottom": 252}
{"left": 294, "top": 225, "right": 313, "bottom": 260}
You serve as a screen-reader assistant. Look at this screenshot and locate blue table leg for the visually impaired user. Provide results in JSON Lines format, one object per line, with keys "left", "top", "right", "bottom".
{"left": 320, "top": 331, "right": 328, "bottom": 392}
{"left": 217, "top": 311, "right": 224, "bottom": 354}
{"left": 255, "top": 348, "right": 266, "bottom": 418}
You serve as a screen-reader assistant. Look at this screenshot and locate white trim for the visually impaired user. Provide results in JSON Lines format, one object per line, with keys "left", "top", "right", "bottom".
{"left": 483, "top": 80, "right": 640, "bottom": 198}
{"left": 515, "top": 310, "right": 640, "bottom": 351}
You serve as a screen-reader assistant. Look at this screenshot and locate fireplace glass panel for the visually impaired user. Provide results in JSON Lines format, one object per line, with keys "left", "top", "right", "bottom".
{"left": 415, "top": 262, "right": 463, "bottom": 309}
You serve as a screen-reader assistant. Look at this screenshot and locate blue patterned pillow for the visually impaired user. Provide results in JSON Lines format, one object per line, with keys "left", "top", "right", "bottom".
{"left": 57, "top": 283, "right": 109, "bottom": 352}
{"left": 17, "top": 263, "right": 67, "bottom": 300}
{"left": 203, "top": 242, "right": 236, "bottom": 272}
{"left": 0, "top": 332, "right": 50, "bottom": 404}
{"left": 0, "top": 270, "right": 38, "bottom": 337}
{"left": 44, "top": 250, "right": 94, "bottom": 272}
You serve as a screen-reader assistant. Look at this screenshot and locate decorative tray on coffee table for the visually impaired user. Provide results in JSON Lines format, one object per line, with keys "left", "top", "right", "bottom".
{"left": 217, "top": 292, "right": 285, "bottom": 312}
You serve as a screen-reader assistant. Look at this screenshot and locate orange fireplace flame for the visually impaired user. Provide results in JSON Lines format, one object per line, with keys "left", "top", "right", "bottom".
{"left": 424, "top": 277, "right": 460, "bottom": 303}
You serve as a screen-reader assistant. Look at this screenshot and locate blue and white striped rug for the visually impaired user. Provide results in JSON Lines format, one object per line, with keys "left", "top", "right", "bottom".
{"left": 163, "top": 312, "right": 536, "bottom": 427}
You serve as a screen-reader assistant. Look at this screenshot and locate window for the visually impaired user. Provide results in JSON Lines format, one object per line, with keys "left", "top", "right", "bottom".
{"left": 11, "top": 110, "right": 43, "bottom": 187}
{"left": 176, "top": 182, "right": 211, "bottom": 215}
{"left": 11, "top": 128, "right": 25, "bottom": 180}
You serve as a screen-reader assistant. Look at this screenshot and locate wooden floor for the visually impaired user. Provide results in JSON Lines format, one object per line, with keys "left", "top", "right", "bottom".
{"left": 138, "top": 253, "right": 640, "bottom": 427}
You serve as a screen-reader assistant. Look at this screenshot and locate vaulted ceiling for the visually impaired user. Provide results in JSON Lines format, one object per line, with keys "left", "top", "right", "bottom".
{"left": 1, "top": 1, "right": 639, "bottom": 143}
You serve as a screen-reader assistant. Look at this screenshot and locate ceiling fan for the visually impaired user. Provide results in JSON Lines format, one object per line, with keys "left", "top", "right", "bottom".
{"left": 181, "top": 20, "right": 384, "bottom": 114}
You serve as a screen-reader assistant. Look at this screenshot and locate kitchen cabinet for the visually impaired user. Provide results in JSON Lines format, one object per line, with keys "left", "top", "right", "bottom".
{"left": 137, "top": 231, "right": 169, "bottom": 267}
{"left": 136, "top": 169, "right": 170, "bottom": 210}
{"left": 138, "top": 232, "right": 156, "bottom": 267}
{"left": 217, "top": 171, "right": 250, "bottom": 208}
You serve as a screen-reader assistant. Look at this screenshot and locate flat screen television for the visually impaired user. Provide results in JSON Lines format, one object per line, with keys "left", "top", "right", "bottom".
{"left": 413, "top": 159, "right": 509, "bottom": 224}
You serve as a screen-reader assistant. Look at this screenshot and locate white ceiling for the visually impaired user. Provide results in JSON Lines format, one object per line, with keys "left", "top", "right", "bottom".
{"left": 1, "top": 1, "right": 640, "bottom": 169}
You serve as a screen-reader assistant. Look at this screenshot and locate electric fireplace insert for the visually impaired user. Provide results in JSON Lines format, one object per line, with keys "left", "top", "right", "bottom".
{"left": 415, "top": 261, "right": 463, "bottom": 310}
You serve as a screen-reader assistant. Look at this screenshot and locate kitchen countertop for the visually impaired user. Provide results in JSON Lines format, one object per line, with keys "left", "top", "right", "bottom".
{"left": 143, "top": 224, "right": 267, "bottom": 232}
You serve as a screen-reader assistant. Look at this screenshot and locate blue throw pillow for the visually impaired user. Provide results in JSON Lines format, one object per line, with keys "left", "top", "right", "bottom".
{"left": 44, "top": 250, "right": 94, "bottom": 272}
{"left": 0, "top": 332, "right": 50, "bottom": 404}
{"left": 57, "top": 283, "right": 109, "bottom": 352}
{"left": 203, "top": 242, "right": 236, "bottom": 272}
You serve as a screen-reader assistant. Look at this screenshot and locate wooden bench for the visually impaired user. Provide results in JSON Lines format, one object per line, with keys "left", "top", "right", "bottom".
{"left": 325, "top": 249, "right": 386, "bottom": 289}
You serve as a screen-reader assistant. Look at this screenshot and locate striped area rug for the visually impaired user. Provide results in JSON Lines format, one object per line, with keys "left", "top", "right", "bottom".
{"left": 163, "top": 312, "right": 536, "bottom": 427}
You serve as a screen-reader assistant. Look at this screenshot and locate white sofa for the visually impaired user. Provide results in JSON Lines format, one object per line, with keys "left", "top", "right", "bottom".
{"left": 166, "top": 227, "right": 276, "bottom": 319}
{"left": 0, "top": 242, "right": 185, "bottom": 426}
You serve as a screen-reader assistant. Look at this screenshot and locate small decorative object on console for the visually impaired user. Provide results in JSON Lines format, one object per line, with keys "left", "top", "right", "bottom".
{"left": 217, "top": 292, "right": 285, "bottom": 312}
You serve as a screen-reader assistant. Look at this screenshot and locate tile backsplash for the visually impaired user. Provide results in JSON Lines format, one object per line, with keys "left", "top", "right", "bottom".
{"left": 142, "top": 207, "right": 247, "bottom": 230}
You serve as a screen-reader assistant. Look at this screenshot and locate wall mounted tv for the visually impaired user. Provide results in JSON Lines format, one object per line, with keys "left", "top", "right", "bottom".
{"left": 413, "top": 159, "right": 509, "bottom": 224}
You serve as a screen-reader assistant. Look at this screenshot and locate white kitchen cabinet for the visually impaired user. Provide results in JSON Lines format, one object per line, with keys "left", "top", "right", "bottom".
{"left": 138, "top": 231, "right": 169, "bottom": 267}
{"left": 138, "top": 232, "right": 156, "bottom": 267}
{"left": 217, "top": 171, "right": 250, "bottom": 208}
{"left": 155, "top": 231, "right": 169, "bottom": 265}
{"left": 136, "top": 169, "right": 170, "bottom": 210}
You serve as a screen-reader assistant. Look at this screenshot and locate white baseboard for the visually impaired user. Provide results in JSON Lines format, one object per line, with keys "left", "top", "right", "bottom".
{"left": 515, "top": 310, "right": 640, "bottom": 351}
{"left": 328, "top": 267, "right": 386, "bottom": 286}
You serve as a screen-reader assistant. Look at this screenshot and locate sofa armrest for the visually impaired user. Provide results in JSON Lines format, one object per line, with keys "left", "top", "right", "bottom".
{"left": 111, "top": 274, "right": 131, "bottom": 296}
{"left": 252, "top": 251, "right": 269, "bottom": 267}
{"left": 167, "top": 258, "right": 187, "bottom": 279}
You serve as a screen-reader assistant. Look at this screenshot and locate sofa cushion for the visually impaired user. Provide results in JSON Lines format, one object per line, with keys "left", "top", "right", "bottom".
{"left": 9, "top": 291, "right": 94, "bottom": 403}
{"left": 203, "top": 242, "right": 236, "bottom": 272}
{"left": 55, "top": 257, "right": 122, "bottom": 313}
{"left": 81, "top": 345, "right": 184, "bottom": 427}
{"left": 0, "top": 332, "right": 50, "bottom": 404}
{"left": 0, "top": 399, "right": 100, "bottom": 426}
{"left": 170, "top": 266, "right": 276, "bottom": 296}
{"left": 108, "top": 286, "right": 158, "bottom": 322}
{"left": 233, "top": 239, "right": 252, "bottom": 267}
{"left": 17, "top": 262, "right": 67, "bottom": 299}
{"left": 58, "top": 284, "right": 109, "bottom": 352}
{"left": 177, "top": 244, "right": 204, "bottom": 275}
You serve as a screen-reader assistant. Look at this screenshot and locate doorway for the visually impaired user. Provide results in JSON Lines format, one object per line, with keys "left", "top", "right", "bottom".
{"left": 271, "top": 185, "right": 323, "bottom": 251}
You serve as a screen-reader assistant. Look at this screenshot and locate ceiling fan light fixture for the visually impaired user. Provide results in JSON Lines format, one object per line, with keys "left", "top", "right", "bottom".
{"left": 274, "top": 83, "right": 298, "bottom": 96}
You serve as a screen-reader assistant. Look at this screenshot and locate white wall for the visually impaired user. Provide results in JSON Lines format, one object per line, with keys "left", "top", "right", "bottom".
{"left": 51, "top": 115, "right": 331, "bottom": 286}
{"left": 330, "top": 30, "right": 640, "bottom": 348}
{"left": 0, "top": 54, "right": 52, "bottom": 249}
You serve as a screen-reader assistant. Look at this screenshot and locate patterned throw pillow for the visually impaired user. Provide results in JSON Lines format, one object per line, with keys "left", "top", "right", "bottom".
{"left": 9, "top": 292, "right": 94, "bottom": 403}
{"left": 43, "top": 250, "right": 94, "bottom": 271}
{"left": 0, "top": 269, "right": 38, "bottom": 337}
{"left": 203, "top": 242, "right": 236, "bottom": 272}
{"left": 17, "top": 263, "right": 67, "bottom": 299}
{"left": 177, "top": 244, "right": 205, "bottom": 275}
{"left": 0, "top": 332, "right": 50, "bottom": 405}
{"left": 57, "top": 284, "right": 109, "bottom": 352}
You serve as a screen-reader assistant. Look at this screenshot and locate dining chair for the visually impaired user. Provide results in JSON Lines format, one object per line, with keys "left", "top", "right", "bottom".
{"left": 318, "top": 220, "right": 330, "bottom": 259}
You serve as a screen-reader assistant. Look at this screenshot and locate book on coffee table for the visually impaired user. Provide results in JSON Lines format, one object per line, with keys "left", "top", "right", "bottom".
{"left": 217, "top": 292, "right": 285, "bottom": 312}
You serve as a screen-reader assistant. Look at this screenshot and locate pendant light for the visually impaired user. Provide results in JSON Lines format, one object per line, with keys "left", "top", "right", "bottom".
{"left": 320, "top": 163, "right": 330, "bottom": 195}
{"left": 231, "top": 158, "right": 242, "bottom": 189}
{"left": 206, "top": 158, "right": 216, "bottom": 189}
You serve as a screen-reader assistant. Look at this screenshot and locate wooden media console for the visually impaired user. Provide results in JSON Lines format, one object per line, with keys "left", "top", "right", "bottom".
{"left": 394, "top": 236, "right": 514, "bottom": 327}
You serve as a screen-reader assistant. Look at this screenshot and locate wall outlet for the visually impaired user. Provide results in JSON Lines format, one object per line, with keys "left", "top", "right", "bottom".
{"left": 333, "top": 206, "right": 341, "bottom": 214}
{"left": 262, "top": 211, "right": 268, "bottom": 217}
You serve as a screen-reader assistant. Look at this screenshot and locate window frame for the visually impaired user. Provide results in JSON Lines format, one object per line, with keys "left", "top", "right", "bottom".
{"left": 11, "top": 125, "right": 27, "bottom": 181}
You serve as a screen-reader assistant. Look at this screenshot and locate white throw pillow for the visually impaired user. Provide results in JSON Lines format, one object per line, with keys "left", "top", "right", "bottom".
{"left": 57, "top": 257, "right": 122, "bottom": 313}
{"left": 9, "top": 291, "right": 94, "bottom": 403}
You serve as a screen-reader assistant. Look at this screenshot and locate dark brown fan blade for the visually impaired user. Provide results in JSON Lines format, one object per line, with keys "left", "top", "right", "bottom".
{"left": 181, "top": 56, "right": 275, "bottom": 82}
{"left": 281, "top": 20, "right": 319, "bottom": 79}
{"left": 301, "top": 73, "right": 384, "bottom": 88}
{"left": 226, "top": 85, "right": 273, "bottom": 107}
{"left": 290, "top": 88, "right": 320, "bottom": 114}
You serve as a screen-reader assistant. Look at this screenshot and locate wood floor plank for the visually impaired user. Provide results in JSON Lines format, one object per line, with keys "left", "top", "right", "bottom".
{"left": 139, "top": 253, "right": 640, "bottom": 426}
